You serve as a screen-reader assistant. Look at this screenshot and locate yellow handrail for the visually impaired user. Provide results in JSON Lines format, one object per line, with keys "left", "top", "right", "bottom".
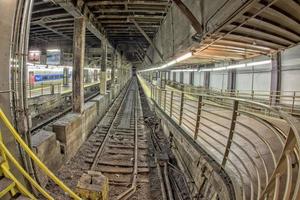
{"left": 0, "top": 108, "right": 81, "bottom": 200}
{"left": 0, "top": 141, "right": 53, "bottom": 199}
{"left": 1, "top": 167, "right": 36, "bottom": 199}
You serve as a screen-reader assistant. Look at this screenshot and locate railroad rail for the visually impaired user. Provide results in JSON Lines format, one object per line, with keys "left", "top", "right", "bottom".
{"left": 31, "top": 90, "right": 100, "bottom": 132}
{"left": 63, "top": 77, "right": 148, "bottom": 200}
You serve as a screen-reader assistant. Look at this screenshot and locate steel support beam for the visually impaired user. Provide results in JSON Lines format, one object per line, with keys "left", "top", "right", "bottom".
{"left": 100, "top": 41, "right": 108, "bottom": 95}
{"left": 72, "top": 17, "right": 86, "bottom": 113}
{"left": 204, "top": 71, "right": 210, "bottom": 88}
{"left": 227, "top": 69, "right": 236, "bottom": 92}
{"left": 171, "top": 0, "right": 202, "bottom": 33}
{"left": 270, "top": 52, "right": 281, "bottom": 105}
{"left": 111, "top": 51, "right": 116, "bottom": 85}
{"left": 136, "top": 42, "right": 153, "bottom": 64}
{"left": 53, "top": 0, "right": 114, "bottom": 49}
{"left": 131, "top": 19, "right": 164, "bottom": 61}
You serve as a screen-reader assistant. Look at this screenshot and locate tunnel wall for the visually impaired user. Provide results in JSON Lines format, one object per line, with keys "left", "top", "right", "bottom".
{"left": 281, "top": 45, "right": 300, "bottom": 92}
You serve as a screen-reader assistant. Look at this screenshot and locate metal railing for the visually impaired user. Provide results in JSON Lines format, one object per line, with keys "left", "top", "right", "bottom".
{"left": 28, "top": 81, "right": 101, "bottom": 98}
{"left": 166, "top": 80, "right": 300, "bottom": 116}
{"left": 140, "top": 76, "right": 300, "bottom": 200}
{"left": 28, "top": 83, "right": 62, "bottom": 98}
{"left": 0, "top": 108, "right": 81, "bottom": 199}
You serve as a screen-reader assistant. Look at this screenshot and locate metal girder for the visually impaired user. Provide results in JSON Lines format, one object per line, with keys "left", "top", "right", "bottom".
{"left": 135, "top": 42, "right": 153, "bottom": 64}
{"left": 52, "top": 0, "right": 112, "bottom": 47}
{"left": 131, "top": 19, "right": 164, "bottom": 61}
{"left": 171, "top": 0, "right": 202, "bottom": 33}
{"left": 32, "top": 20, "right": 72, "bottom": 40}
{"left": 87, "top": 1, "right": 170, "bottom": 6}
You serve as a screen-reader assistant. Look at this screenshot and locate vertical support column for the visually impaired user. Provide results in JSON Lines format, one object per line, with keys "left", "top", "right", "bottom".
{"left": 63, "top": 67, "right": 69, "bottom": 87}
{"left": 194, "top": 96, "right": 203, "bottom": 140}
{"left": 190, "top": 71, "right": 194, "bottom": 85}
{"left": 170, "top": 91, "right": 174, "bottom": 117}
{"left": 179, "top": 92, "right": 185, "bottom": 125}
{"left": 270, "top": 52, "right": 281, "bottom": 105}
{"left": 221, "top": 100, "right": 239, "bottom": 167}
{"left": 204, "top": 71, "right": 210, "bottom": 89}
{"left": 0, "top": 0, "right": 26, "bottom": 184}
{"left": 227, "top": 69, "right": 236, "bottom": 92}
{"left": 111, "top": 52, "right": 116, "bottom": 85}
{"left": 100, "top": 41, "right": 107, "bottom": 95}
{"left": 72, "top": 17, "right": 86, "bottom": 113}
{"left": 160, "top": 71, "right": 166, "bottom": 89}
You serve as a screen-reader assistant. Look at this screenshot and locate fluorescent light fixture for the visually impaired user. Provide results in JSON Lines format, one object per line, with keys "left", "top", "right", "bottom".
{"left": 167, "top": 60, "right": 177, "bottom": 66}
{"left": 212, "top": 67, "right": 226, "bottom": 71}
{"left": 246, "top": 60, "right": 271, "bottom": 67}
{"left": 199, "top": 68, "right": 212, "bottom": 72}
{"left": 176, "top": 52, "right": 193, "bottom": 62}
{"left": 139, "top": 51, "right": 193, "bottom": 72}
{"left": 29, "top": 50, "right": 41, "bottom": 53}
{"left": 171, "top": 68, "right": 198, "bottom": 72}
{"left": 227, "top": 63, "right": 246, "bottom": 69}
{"left": 47, "top": 49, "right": 61, "bottom": 52}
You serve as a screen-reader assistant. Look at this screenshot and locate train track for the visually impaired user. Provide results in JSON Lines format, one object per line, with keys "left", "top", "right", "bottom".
{"left": 31, "top": 91, "right": 101, "bottom": 132}
{"left": 83, "top": 78, "right": 150, "bottom": 199}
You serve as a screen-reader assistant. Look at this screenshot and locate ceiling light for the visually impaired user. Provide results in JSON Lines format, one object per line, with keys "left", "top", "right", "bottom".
{"left": 47, "top": 49, "right": 61, "bottom": 52}
{"left": 246, "top": 60, "right": 271, "bottom": 67}
{"left": 175, "top": 52, "right": 193, "bottom": 63}
{"left": 227, "top": 64, "right": 246, "bottom": 69}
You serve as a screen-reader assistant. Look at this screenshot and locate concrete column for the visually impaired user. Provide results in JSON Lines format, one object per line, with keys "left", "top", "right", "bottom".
{"left": 100, "top": 41, "right": 107, "bottom": 94}
{"left": 270, "top": 52, "right": 281, "bottom": 104}
{"left": 204, "top": 71, "right": 210, "bottom": 88}
{"left": 116, "top": 53, "right": 121, "bottom": 84}
{"left": 160, "top": 71, "right": 166, "bottom": 89}
{"left": 84, "top": 69, "right": 89, "bottom": 83}
{"left": 111, "top": 52, "right": 116, "bottom": 85}
{"left": 0, "top": 0, "right": 26, "bottom": 184}
{"left": 190, "top": 72, "right": 194, "bottom": 85}
{"left": 72, "top": 17, "right": 86, "bottom": 113}
{"left": 63, "top": 67, "right": 69, "bottom": 86}
{"left": 227, "top": 69, "right": 236, "bottom": 92}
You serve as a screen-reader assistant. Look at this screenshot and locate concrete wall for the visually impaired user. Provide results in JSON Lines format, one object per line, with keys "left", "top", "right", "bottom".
{"left": 183, "top": 72, "right": 190, "bottom": 84}
{"left": 235, "top": 56, "right": 271, "bottom": 92}
{"left": 210, "top": 71, "right": 228, "bottom": 90}
{"left": 0, "top": 0, "right": 26, "bottom": 186}
{"left": 281, "top": 45, "right": 300, "bottom": 92}
{"left": 193, "top": 72, "right": 205, "bottom": 87}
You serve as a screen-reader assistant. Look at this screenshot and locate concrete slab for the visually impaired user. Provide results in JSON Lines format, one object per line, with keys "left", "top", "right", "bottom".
{"left": 32, "top": 130, "right": 63, "bottom": 187}
{"left": 52, "top": 113, "right": 83, "bottom": 160}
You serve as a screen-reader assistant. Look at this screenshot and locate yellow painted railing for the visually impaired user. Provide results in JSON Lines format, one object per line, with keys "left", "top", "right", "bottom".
{"left": 0, "top": 108, "right": 81, "bottom": 199}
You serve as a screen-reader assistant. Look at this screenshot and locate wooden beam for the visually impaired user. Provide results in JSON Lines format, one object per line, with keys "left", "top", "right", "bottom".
{"left": 171, "top": 0, "right": 202, "bottom": 33}
{"left": 131, "top": 19, "right": 164, "bottom": 61}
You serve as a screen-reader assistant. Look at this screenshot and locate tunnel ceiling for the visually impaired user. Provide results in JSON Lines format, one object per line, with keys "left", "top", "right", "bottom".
{"left": 30, "top": 0, "right": 300, "bottom": 66}
{"left": 192, "top": 0, "right": 300, "bottom": 63}
{"left": 30, "top": 0, "right": 171, "bottom": 64}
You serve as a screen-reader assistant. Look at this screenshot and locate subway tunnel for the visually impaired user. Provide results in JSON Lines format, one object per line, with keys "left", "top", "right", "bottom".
{"left": 0, "top": 0, "right": 300, "bottom": 199}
